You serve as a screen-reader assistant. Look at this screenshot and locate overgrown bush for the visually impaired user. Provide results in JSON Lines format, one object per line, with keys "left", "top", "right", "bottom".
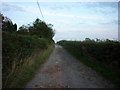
{"left": 58, "top": 40, "right": 120, "bottom": 66}
{"left": 2, "top": 16, "right": 55, "bottom": 88}
{"left": 57, "top": 39, "right": 120, "bottom": 86}
{"left": 2, "top": 32, "right": 49, "bottom": 87}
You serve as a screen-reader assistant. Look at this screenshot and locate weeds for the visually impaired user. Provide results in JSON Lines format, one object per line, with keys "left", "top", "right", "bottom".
{"left": 3, "top": 45, "right": 54, "bottom": 88}
{"left": 58, "top": 39, "right": 120, "bottom": 87}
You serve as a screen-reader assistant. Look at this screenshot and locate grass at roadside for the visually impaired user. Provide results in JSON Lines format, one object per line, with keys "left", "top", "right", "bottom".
{"left": 58, "top": 41, "right": 120, "bottom": 88}
{"left": 76, "top": 57, "right": 118, "bottom": 85}
{"left": 4, "top": 45, "right": 54, "bottom": 88}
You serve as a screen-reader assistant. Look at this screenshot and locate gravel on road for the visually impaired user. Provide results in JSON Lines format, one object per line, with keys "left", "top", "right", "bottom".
{"left": 26, "top": 45, "right": 115, "bottom": 88}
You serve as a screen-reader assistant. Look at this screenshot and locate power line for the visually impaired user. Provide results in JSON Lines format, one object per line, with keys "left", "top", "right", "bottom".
{"left": 36, "top": 0, "right": 45, "bottom": 22}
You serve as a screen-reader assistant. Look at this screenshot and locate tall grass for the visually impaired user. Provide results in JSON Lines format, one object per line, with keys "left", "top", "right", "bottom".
{"left": 3, "top": 45, "right": 54, "bottom": 88}
{"left": 2, "top": 31, "right": 54, "bottom": 88}
{"left": 58, "top": 40, "right": 120, "bottom": 87}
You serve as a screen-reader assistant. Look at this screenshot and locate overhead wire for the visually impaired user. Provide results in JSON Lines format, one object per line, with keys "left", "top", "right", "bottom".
{"left": 36, "top": 0, "right": 45, "bottom": 22}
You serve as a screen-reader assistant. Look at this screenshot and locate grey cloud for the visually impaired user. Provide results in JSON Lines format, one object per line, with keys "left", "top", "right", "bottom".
{"left": 2, "top": 2, "right": 24, "bottom": 12}
{"left": 98, "top": 19, "right": 118, "bottom": 25}
{"left": 83, "top": 2, "right": 117, "bottom": 8}
{"left": 44, "top": 2, "right": 118, "bottom": 15}
{"left": 43, "top": 2, "right": 117, "bottom": 10}
{"left": 75, "top": 2, "right": 118, "bottom": 16}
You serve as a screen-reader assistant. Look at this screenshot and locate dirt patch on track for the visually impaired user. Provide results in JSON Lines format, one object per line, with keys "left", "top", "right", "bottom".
{"left": 42, "top": 65, "right": 63, "bottom": 74}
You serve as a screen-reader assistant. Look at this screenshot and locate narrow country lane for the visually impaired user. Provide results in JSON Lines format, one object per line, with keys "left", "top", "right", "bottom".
{"left": 26, "top": 45, "right": 115, "bottom": 88}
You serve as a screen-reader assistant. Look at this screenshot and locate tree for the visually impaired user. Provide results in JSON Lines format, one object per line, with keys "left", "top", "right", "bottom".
{"left": 2, "top": 14, "right": 17, "bottom": 32}
{"left": 17, "top": 18, "right": 55, "bottom": 40}
{"left": 17, "top": 25, "right": 29, "bottom": 34}
{"left": 30, "top": 18, "right": 55, "bottom": 39}
{"left": 13, "top": 23, "right": 17, "bottom": 31}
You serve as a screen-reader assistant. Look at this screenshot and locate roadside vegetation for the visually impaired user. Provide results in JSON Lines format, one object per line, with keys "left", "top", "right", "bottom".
{"left": 1, "top": 14, "right": 55, "bottom": 88}
{"left": 57, "top": 39, "right": 120, "bottom": 87}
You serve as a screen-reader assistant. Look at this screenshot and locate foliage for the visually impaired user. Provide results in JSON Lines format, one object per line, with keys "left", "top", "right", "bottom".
{"left": 2, "top": 32, "right": 49, "bottom": 82}
{"left": 2, "top": 17, "right": 55, "bottom": 88}
{"left": 58, "top": 39, "right": 120, "bottom": 66}
{"left": 2, "top": 14, "right": 17, "bottom": 32}
{"left": 17, "top": 25, "right": 29, "bottom": 35}
{"left": 57, "top": 39, "right": 120, "bottom": 87}
{"left": 18, "top": 18, "right": 55, "bottom": 40}
{"left": 3, "top": 45, "right": 54, "bottom": 88}
{"left": 2, "top": 21, "right": 17, "bottom": 32}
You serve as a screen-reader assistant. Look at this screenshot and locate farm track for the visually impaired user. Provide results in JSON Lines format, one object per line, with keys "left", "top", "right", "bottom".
{"left": 26, "top": 45, "right": 115, "bottom": 88}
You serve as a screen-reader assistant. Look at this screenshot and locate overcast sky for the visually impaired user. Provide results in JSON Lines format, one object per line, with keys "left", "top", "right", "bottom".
{"left": 1, "top": 0, "right": 118, "bottom": 42}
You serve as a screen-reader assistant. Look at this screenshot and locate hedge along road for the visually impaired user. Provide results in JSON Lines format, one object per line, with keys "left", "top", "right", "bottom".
{"left": 26, "top": 45, "right": 115, "bottom": 88}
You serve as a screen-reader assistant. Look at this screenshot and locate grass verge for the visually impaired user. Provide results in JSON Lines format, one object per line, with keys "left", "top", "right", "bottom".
{"left": 4, "top": 45, "right": 54, "bottom": 88}
{"left": 62, "top": 46, "right": 120, "bottom": 88}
